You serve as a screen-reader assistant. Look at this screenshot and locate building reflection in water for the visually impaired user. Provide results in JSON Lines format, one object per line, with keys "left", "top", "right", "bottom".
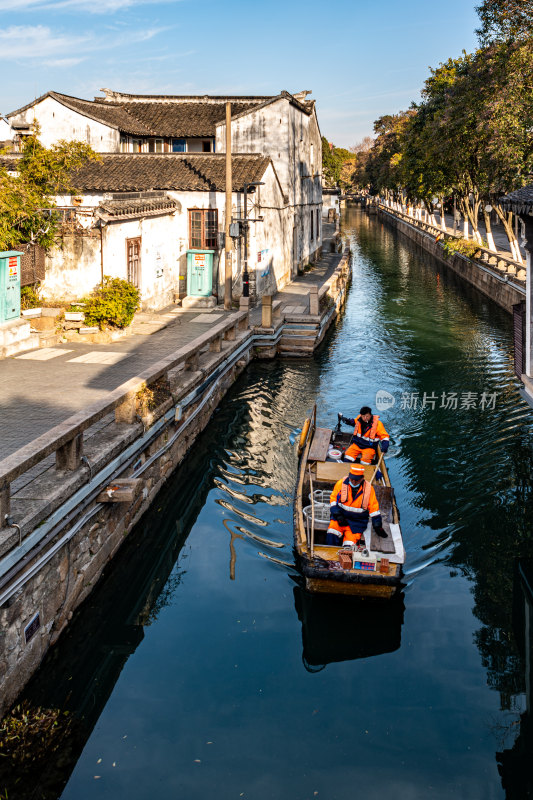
{"left": 496, "top": 559, "right": 533, "bottom": 799}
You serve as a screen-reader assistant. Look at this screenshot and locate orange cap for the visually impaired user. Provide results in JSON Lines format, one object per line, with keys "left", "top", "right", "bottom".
{"left": 349, "top": 464, "right": 365, "bottom": 477}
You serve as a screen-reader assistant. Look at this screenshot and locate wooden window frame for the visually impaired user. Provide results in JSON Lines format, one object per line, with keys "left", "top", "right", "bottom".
{"left": 188, "top": 209, "right": 218, "bottom": 249}
{"left": 126, "top": 236, "right": 142, "bottom": 287}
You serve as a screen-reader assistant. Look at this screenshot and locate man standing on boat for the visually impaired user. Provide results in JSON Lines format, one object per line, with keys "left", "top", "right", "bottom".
{"left": 327, "top": 464, "right": 385, "bottom": 547}
{"left": 338, "top": 406, "right": 390, "bottom": 465}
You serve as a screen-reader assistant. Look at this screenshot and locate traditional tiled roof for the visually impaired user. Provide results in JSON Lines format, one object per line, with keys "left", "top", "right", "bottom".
{"left": 116, "top": 101, "right": 261, "bottom": 137}
{"left": 0, "top": 153, "right": 21, "bottom": 171}
{"left": 72, "top": 153, "right": 271, "bottom": 192}
{"left": 7, "top": 90, "right": 313, "bottom": 137}
{"left": 97, "top": 194, "right": 178, "bottom": 221}
{"left": 500, "top": 185, "right": 533, "bottom": 215}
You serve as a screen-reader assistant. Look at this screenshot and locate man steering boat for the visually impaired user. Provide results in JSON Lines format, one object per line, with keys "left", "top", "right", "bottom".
{"left": 338, "top": 405, "right": 390, "bottom": 465}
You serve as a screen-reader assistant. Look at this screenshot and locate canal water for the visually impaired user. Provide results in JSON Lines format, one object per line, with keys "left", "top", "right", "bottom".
{"left": 7, "top": 207, "right": 533, "bottom": 800}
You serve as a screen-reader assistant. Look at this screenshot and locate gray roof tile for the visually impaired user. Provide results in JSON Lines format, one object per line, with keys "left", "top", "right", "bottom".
{"left": 72, "top": 153, "right": 271, "bottom": 192}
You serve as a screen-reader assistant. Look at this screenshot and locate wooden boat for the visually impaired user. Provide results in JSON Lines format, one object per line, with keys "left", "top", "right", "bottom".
{"left": 294, "top": 406, "right": 405, "bottom": 599}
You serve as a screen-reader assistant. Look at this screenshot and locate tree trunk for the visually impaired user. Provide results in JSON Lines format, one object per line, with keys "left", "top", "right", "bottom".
{"left": 493, "top": 205, "right": 523, "bottom": 264}
{"left": 459, "top": 197, "right": 470, "bottom": 239}
{"left": 440, "top": 198, "right": 447, "bottom": 231}
{"left": 482, "top": 210, "right": 497, "bottom": 252}
{"left": 462, "top": 194, "right": 482, "bottom": 243}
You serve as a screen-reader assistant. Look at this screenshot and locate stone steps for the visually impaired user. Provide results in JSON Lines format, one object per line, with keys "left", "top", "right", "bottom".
{"left": 0, "top": 320, "right": 41, "bottom": 359}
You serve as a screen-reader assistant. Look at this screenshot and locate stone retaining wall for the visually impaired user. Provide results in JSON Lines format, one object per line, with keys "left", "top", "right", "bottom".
{"left": 379, "top": 208, "right": 525, "bottom": 313}
{"left": 0, "top": 325, "right": 251, "bottom": 719}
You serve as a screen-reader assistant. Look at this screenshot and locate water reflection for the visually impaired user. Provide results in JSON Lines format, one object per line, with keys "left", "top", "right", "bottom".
{"left": 293, "top": 584, "right": 404, "bottom": 671}
{"left": 3, "top": 208, "right": 533, "bottom": 800}
{"left": 337, "top": 207, "right": 533, "bottom": 716}
{"left": 496, "top": 559, "right": 533, "bottom": 798}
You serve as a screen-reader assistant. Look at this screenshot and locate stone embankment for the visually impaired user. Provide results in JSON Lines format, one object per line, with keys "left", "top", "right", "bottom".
{"left": 377, "top": 203, "right": 525, "bottom": 313}
{"left": 0, "top": 247, "right": 351, "bottom": 719}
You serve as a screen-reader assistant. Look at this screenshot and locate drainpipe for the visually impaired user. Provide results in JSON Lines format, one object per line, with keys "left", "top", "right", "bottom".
{"left": 99, "top": 222, "right": 105, "bottom": 287}
{"left": 224, "top": 101, "right": 233, "bottom": 310}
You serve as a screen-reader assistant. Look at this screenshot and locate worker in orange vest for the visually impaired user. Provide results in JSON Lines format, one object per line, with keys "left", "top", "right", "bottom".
{"left": 338, "top": 405, "right": 390, "bottom": 465}
{"left": 327, "top": 463, "right": 385, "bottom": 546}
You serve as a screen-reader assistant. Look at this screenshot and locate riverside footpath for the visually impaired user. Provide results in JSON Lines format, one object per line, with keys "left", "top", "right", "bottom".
{"left": 0, "top": 226, "right": 342, "bottom": 461}
{"left": 0, "top": 225, "right": 349, "bottom": 719}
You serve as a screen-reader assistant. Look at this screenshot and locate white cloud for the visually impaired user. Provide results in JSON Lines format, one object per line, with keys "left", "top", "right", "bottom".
{"left": 44, "top": 57, "right": 85, "bottom": 66}
{"left": 0, "top": 0, "right": 180, "bottom": 11}
{"left": 0, "top": 25, "right": 89, "bottom": 58}
{"left": 0, "top": 23, "right": 166, "bottom": 60}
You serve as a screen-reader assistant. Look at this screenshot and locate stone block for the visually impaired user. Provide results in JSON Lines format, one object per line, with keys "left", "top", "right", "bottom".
{"left": 55, "top": 433, "right": 83, "bottom": 471}
{"left": 29, "top": 316, "right": 57, "bottom": 332}
{"left": 0, "top": 319, "right": 31, "bottom": 347}
{"left": 181, "top": 295, "right": 217, "bottom": 309}
{"left": 115, "top": 392, "right": 137, "bottom": 424}
{"left": 261, "top": 296, "right": 273, "bottom": 327}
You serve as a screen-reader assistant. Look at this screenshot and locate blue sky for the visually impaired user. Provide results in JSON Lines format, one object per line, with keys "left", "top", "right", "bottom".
{"left": 0, "top": 0, "right": 479, "bottom": 146}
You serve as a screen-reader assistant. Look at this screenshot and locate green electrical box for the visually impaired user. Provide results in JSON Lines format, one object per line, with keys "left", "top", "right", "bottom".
{"left": 0, "top": 251, "right": 22, "bottom": 324}
{"left": 186, "top": 250, "right": 215, "bottom": 297}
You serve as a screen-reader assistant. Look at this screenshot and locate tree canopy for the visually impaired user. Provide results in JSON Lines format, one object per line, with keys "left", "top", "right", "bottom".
{"left": 0, "top": 132, "right": 98, "bottom": 251}
{"left": 357, "top": 30, "right": 533, "bottom": 253}
{"left": 476, "top": 0, "right": 533, "bottom": 45}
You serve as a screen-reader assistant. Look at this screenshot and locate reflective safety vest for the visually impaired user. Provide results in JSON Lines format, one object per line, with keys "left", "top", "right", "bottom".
{"left": 351, "top": 415, "right": 389, "bottom": 449}
{"left": 330, "top": 478, "right": 381, "bottom": 525}
{"left": 340, "top": 479, "right": 371, "bottom": 508}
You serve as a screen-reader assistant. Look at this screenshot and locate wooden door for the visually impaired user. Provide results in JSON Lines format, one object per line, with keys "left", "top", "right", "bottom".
{"left": 126, "top": 237, "right": 141, "bottom": 287}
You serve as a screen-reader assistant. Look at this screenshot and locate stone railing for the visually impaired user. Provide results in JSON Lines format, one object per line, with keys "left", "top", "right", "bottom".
{"left": 379, "top": 201, "right": 526, "bottom": 282}
{"left": 317, "top": 248, "right": 351, "bottom": 312}
{"left": 0, "top": 309, "right": 249, "bottom": 534}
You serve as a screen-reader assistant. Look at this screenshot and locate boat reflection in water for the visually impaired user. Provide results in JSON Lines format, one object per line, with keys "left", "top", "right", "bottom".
{"left": 496, "top": 559, "right": 533, "bottom": 799}
{"left": 293, "top": 583, "right": 405, "bottom": 672}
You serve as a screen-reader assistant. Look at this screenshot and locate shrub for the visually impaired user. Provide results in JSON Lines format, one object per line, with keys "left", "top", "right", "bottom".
{"left": 20, "top": 284, "right": 42, "bottom": 309}
{"left": 442, "top": 238, "right": 483, "bottom": 259}
{"left": 82, "top": 276, "right": 140, "bottom": 329}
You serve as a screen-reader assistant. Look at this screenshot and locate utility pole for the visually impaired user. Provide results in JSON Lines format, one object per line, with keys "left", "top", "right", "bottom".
{"left": 224, "top": 101, "right": 233, "bottom": 310}
{"left": 242, "top": 183, "right": 249, "bottom": 297}
{"left": 241, "top": 181, "right": 264, "bottom": 298}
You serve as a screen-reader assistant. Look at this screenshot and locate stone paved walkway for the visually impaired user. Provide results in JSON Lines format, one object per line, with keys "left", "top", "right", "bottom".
{"left": 0, "top": 225, "right": 342, "bottom": 461}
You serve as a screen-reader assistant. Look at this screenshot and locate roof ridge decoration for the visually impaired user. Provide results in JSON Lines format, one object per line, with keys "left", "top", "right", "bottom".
{"left": 98, "top": 87, "right": 277, "bottom": 104}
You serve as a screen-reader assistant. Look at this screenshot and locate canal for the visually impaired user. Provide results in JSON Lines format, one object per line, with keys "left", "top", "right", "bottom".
{"left": 5, "top": 207, "right": 533, "bottom": 800}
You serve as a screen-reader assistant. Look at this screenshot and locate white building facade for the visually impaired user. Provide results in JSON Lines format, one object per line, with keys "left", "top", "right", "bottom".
{"left": 7, "top": 88, "right": 323, "bottom": 305}
{"left": 41, "top": 154, "right": 291, "bottom": 309}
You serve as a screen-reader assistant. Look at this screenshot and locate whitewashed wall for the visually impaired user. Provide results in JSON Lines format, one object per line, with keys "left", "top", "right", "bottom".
{"left": 44, "top": 164, "right": 293, "bottom": 308}
{"left": 216, "top": 97, "right": 323, "bottom": 275}
{"left": 9, "top": 96, "right": 119, "bottom": 151}
{"left": 0, "top": 117, "right": 12, "bottom": 141}
{"left": 44, "top": 211, "right": 181, "bottom": 310}
{"left": 322, "top": 192, "right": 340, "bottom": 218}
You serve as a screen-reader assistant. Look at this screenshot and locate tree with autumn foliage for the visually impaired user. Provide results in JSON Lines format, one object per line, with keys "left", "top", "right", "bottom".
{"left": 361, "top": 19, "right": 533, "bottom": 257}
{"left": 0, "top": 130, "right": 99, "bottom": 251}
{"left": 476, "top": 0, "right": 533, "bottom": 45}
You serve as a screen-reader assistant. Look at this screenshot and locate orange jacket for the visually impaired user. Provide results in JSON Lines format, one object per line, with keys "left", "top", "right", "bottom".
{"left": 342, "top": 414, "right": 389, "bottom": 450}
{"left": 329, "top": 477, "right": 382, "bottom": 533}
